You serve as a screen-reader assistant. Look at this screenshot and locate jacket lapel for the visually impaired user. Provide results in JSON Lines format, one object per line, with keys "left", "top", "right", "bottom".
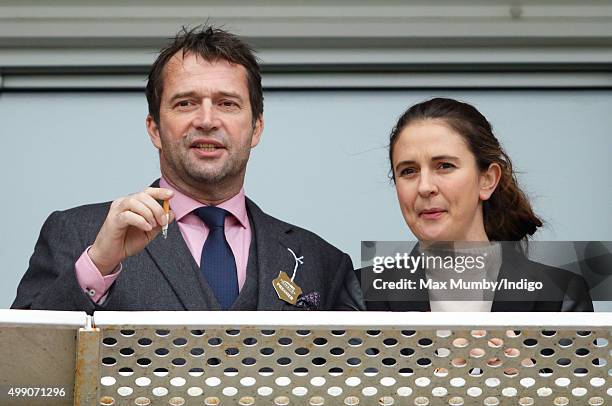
{"left": 145, "top": 220, "right": 218, "bottom": 310}
{"left": 143, "top": 179, "right": 218, "bottom": 310}
{"left": 491, "top": 245, "right": 537, "bottom": 312}
{"left": 246, "top": 198, "right": 303, "bottom": 310}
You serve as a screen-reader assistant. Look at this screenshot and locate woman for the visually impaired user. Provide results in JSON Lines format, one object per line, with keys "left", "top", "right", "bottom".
{"left": 362, "top": 97, "right": 592, "bottom": 312}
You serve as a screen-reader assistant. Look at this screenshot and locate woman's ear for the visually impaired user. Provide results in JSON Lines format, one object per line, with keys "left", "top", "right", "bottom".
{"left": 479, "top": 163, "right": 502, "bottom": 201}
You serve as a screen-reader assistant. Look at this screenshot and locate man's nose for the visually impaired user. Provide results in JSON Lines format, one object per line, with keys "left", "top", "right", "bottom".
{"left": 192, "top": 101, "right": 220, "bottom": 131}
{"left": 417, "top": 170, "right": 438, "bottom": 197}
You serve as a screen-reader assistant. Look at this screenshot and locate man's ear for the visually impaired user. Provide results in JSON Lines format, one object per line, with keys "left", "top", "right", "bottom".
{"left": 146, "top": 115, "right": 162, "bottom": 150}
{"left": 479, "top": 163, "right": 502, "bottom": 201}
{"left": 250, "top": 114, "right": 264, "bottom": 148}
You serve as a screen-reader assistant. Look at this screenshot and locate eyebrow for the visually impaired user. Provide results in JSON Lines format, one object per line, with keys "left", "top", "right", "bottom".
{"left": 431, "top": 155, "right": 460, "bottom": 161}
{"left": 394, "top": 155, "right": 460, "bottom": 171}
{"left": 168, "top": 90, "right": 244, "bottom": 104}
{"left": 168, "top": 91, "right": 198, "bottom": 103}
{"left": 217, "top": 91, "right": 243, "bottom": 101}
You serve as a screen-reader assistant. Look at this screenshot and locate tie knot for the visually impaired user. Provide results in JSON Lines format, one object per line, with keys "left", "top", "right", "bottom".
{"left": 195, "top": 206, "right": 228, "bottom": 228}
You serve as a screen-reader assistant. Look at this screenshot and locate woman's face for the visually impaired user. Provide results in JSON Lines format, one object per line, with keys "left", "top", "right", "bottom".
{"left": 392, "top": 119, "right": 496, "bottom": 241}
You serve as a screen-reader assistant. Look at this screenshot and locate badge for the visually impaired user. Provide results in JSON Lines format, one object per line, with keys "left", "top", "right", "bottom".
{"left": 273, "top": 248, "right": 304, "bottom": 305}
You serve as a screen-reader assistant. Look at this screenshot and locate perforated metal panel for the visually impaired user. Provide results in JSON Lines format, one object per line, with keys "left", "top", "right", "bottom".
{"left": 92, "top": 312, "right": 611, "bottom": 406}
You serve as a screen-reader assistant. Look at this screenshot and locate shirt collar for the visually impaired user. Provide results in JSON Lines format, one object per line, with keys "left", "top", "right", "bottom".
{"left": 159, "top": 177, "right": 249, "bottom": 229}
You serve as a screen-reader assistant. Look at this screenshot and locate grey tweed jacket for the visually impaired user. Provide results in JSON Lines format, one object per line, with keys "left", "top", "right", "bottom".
{"left": 12, "top": 189, "right": 364, "bottom": 313}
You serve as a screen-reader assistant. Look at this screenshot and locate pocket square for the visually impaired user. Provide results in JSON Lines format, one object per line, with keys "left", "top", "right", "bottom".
{"left": 295, "top": 291, "right": 321, "bottom": 310}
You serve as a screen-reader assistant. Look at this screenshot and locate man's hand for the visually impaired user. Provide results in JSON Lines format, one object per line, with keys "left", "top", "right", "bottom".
{"left": 89, "top": 188, "right": 175, "bottom": 276}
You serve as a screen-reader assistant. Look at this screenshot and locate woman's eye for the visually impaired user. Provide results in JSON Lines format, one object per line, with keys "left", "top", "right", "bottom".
{"left": 438, "top": 162, "right": 455, "bottom": 170}
{"left": 399, "top": 167, "right": 417, "bottom": 177}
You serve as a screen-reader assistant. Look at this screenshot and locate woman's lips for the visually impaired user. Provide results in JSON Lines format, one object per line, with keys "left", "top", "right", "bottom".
{"left": 419, "top": 209, "right": 446, "bottom": 220}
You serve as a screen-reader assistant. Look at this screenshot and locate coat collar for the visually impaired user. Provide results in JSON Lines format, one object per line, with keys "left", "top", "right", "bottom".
{"left": 490, "top": 244, "right": 538, "bottom": 312}
{"left": 143, "top": 179, "right": 226, "bottom": 310}
{"left": 245, "top": 198, "right": 303, "bottom": 310}
{"left": 145, "top": 219, "right": 218, "bottom": 310}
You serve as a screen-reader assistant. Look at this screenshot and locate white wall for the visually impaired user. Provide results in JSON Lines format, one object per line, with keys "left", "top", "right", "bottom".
{"left": 2, "top": 89, "right": 611, "bottom": 309}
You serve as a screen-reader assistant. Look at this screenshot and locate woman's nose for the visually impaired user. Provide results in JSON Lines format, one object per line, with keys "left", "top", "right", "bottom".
{"left": 417, "top": 170, "right": 438, "bottom": 197}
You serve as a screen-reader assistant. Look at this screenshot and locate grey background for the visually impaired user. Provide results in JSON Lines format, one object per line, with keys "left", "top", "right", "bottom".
{"left": 2, "top": 89, "right": 611, "bottom": 310}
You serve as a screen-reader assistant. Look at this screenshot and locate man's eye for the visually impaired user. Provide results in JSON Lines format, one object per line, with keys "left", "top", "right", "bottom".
{"left": 176, "top": 100, "right": 192, "bottom": 107}
{"left": 438, "top": 162, "right": 455, "bottom": 170}
{"left": 220, "top": 100, "right": 238, "bottom": 108}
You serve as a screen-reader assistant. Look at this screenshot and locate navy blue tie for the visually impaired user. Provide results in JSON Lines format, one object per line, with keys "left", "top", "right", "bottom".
{"left": 194, "top": 206, "right": 238, "bottom": 310}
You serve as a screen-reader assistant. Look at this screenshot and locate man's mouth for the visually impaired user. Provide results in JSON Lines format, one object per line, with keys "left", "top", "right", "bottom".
{"left": 193, "top": 143, "right": 222, "bottom": 151}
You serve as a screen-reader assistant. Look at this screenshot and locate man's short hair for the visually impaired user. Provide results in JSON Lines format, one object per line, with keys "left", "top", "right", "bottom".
{"left": 146, "top": 25, "right": 263, "bottom": 126}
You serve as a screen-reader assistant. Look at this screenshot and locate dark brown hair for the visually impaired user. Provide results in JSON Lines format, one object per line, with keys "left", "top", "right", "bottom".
{"left": 389, "top": 97, "right": 542, "bottom": 241}
{"left": 145, "top": 25, "right": 263, "bottom": 126}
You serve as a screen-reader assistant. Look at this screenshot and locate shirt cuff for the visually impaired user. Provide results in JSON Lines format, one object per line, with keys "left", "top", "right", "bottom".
{"left": 75, "top": 246, "right": 122, "bottom": 303}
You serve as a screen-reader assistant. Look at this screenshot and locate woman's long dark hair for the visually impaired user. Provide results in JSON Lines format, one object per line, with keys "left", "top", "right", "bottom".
{"left": 389, "top": 97, "right": 542, "bottom": 241}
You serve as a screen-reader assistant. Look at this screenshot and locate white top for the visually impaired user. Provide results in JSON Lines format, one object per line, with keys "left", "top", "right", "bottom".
{"left": 423, "top": 242, "right": 503, "bottom": 312}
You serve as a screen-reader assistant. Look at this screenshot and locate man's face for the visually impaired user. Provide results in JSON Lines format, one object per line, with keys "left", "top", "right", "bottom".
{"left": 147, "top": 52, "right": 263, "bottom": 194}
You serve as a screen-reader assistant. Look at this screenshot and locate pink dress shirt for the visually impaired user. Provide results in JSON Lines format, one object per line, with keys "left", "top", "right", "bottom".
{"left": 75, "top": 178, "right": 252, "bottom": 303}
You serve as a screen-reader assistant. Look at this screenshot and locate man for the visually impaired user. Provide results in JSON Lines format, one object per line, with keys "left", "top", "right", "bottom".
{"left": 12, "top": 26, "right": 363, "bottom": 313}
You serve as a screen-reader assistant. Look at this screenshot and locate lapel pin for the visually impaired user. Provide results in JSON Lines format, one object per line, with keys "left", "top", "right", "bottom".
{"left": 272, "top": 248, "right": 304, "bottom": 305}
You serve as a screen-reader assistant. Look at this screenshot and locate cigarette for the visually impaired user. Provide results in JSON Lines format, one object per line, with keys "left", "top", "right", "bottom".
{"left": 162, "top": 200, "right": 169, "bottom": 239}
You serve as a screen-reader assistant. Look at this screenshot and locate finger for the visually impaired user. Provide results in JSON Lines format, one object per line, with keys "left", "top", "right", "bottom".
{"left": 116, "top": 196, "right": 158, "bottom": 229}
{"left": 144, "top": 187, "right": 174, "bottom": 201}
{"left": 135, "top": 191, "right": 169, "bottom": 227}
{"left": 144, "top": 188, "right": 174, "bottom": 226}
{"left": 153, "top": 210, "right": 176, "bottom": 231}
{"left": 118, "top": 210, "right": 155, "bottom": 232}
